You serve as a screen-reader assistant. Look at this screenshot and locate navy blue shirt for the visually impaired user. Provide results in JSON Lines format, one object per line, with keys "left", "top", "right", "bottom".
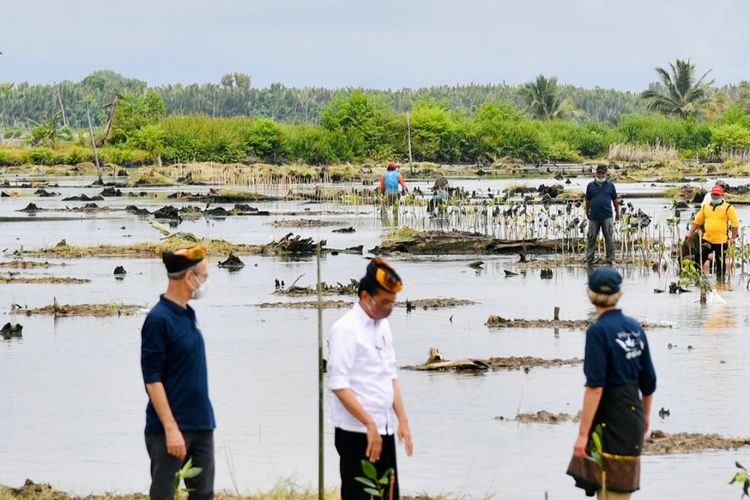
{"left": 141, "top": 295, "right": 216, "bottom": 434}
{"left": 583, "top": 309, "right": 656, "bottom": 396}
{"left": 585, "top": 180, "right": 617, "bottom": 220}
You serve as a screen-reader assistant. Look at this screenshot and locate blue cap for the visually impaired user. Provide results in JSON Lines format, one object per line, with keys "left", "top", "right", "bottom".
{"left": 588, "top": 266, "right": 622, "bottom": 295}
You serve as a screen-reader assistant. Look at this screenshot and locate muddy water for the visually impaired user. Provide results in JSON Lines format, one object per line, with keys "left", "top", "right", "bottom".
{"left": 1, "top": 178, "right": 750, "bottom": 499}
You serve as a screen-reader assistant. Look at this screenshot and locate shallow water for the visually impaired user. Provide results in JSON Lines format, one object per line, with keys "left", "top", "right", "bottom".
{"left": 1, "top": 177, "right": 750, "bottom": 499}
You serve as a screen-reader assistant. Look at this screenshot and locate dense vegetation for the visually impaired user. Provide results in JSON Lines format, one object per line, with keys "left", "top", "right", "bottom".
{"left": 1, "top": 62, "right": 749, "bottom": 167}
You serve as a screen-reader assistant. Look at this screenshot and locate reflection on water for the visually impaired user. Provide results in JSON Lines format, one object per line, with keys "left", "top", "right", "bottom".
{"left": 1, "top": 177, "right": 750, "bottom": 498}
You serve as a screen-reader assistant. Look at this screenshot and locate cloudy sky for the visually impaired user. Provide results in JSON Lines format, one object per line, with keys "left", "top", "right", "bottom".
{"left": 1, "top": 0, "right": 748, "bottom": 91}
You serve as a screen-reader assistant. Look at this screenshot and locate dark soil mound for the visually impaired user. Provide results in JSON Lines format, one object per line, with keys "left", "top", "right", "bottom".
{"left": 218, "top": 253, "right": 245, "bottom": 270}
{"left": 152, "top": 206, "right": 181, "bottom": 220}
{"left": 19, "top": 203, "right": 41, "bottom": 212}
{"left": 62, "top": 194, "right": 104, "bottom": 202}
{"left": 100, "top": 187, "right": 123, "bottom": 197}
{"left": 125, "top": 205, "right": 151, "bottom": 216}
{"left": 1, "top": 322, "right": 23, "bottom": 339}
{"left": 34, "top": 189, "right": 59, "bottom": 197}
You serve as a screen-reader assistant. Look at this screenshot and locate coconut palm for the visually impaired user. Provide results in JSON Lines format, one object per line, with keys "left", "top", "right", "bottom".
{"left": 640, "top": 59, "right": 714, "bottom": 118}
{"left": 520, "top": 75, "right": 579, "bottom": 120}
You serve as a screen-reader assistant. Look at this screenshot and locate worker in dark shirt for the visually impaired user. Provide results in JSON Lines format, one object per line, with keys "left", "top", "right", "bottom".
{"left": 585, "top": 165, "right": 621, "bottom": 266}
{"left": 567, "top": 267, "right": 656, "bottom": 499}
{"left": 141, "top": 245, "right": 215, "bottom": 500}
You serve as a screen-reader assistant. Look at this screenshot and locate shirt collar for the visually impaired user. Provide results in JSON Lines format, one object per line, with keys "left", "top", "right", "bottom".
{"left": 353, "top": 302, "right": 378, "bottom": 327}
{"left": 160, "top": 294, "right": 195, "bottom": 318}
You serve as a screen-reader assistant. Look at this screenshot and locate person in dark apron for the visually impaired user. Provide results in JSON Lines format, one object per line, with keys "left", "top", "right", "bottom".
{"left": 567, "top": 267, "right": 657, "bottom": 499}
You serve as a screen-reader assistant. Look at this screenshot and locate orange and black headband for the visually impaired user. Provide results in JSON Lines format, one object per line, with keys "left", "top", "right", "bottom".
{"left": 162, "top": 245, "right": 206, "bottom": 273}
{"left": 366, "top": 257, "right": 403, "bottom": 293}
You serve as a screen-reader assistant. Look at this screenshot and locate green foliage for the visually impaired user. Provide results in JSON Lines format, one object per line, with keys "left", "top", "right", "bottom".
{"left": 641, "top": 59, "right": 714, "bottom": 118}
{"left": 729, "top": 461, "right": 750, "bottom": 497}
{"left": 237, "top": 117, "right": 284, "bottom": 162}
{"left": 27, "top": 114, "right": 60, "bottom": 147}
{"left": 617, "top": 115, "right": 711, "bottom": 150}
{"left": 172, "top": 457, "right": 202, "bottom": 500}
{"left": 711, "top": 124, "right": 750, "bottom": 151}
{"left": 409, "top": 100, "right": 461, "bottom": 162}
{"left": 520, "top": 75, "right": 579, "bottom": 120}
{"left": 320, "top": 90, "right": 397, "bottom": 159}
{"left": 354, "top": 460, "right": 393, "bottom": 499}
{"left": 111, "top": 90, "right": 167, "bottom": 144}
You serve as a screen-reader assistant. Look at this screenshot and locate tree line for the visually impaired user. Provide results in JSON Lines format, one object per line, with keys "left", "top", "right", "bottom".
{"left": 1, "top": 60, "right": 749, "bottom": 167}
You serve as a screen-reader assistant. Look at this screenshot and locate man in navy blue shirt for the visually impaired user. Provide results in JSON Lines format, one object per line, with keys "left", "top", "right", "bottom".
{"left": 141, "top": 245, "right": 215, "bottom": 500}
{"left": 585, "top": 165, "right": 621, "bottom": 266}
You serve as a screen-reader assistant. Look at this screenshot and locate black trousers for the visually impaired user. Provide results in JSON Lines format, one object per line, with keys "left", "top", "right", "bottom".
{"left": 335, "top": 428, "right": 399, "bottom": 500}
{"left": 145, "top": 430, "right": 215, "bottom": 500}
{"left": 702, "top": 242, "right": 729, "bottom": 277}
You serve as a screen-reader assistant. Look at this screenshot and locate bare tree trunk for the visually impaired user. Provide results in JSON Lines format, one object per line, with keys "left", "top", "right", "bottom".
{"left": 57, "top": 84, "right": 68, "bottom": 128}
{"left": 86, "top": 101, "right": 103, "bottom": 185}
{"left": 97, "top": 98, "right": 118, "bottom": 147}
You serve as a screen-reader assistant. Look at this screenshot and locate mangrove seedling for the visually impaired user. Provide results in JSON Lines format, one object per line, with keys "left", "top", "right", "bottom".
{"left": 729, "top": 461, "right": 750, "bottom": 497}
{"left": 679, "top": 259, "right": 710, "bottom": 303}
{"left": 586, "top": 424, "right": 608, "bottom": 499}
{"left": 355, "top": 459, "right": 394, "bottom": 499}
{"left": 172, "top": 458, "right": 202, "bottom": 500}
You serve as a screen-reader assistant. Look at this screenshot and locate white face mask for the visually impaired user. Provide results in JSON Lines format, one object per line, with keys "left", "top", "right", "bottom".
{"left": 190, "top": 276, "right": 209, "bottom": 300}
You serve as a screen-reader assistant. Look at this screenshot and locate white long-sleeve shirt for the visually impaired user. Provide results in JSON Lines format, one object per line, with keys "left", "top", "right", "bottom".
{"left": 327, "top": 303, "right": 398, "bottom": 435}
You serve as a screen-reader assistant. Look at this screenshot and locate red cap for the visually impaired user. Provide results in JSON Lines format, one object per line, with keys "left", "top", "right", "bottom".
{"left": 388, "top": 161, "right": 399, "bottom": 168}
{"left": 710, "top": 185, "right": 724, "bottom": 196}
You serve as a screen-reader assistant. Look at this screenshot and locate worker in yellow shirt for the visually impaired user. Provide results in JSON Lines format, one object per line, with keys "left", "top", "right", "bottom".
{"left": 685, "top": 184, "right": 739, "bottom": 278}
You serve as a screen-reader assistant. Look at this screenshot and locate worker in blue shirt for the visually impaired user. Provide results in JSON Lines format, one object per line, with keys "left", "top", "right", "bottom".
{"left": 380, "top": 161, "right": 408, "bottom": 214}
{"left": 585, "top": 165, "right": 621, "bottom": 266}
{"left": 141, "top": 245, "right": 215, "bottom": 500}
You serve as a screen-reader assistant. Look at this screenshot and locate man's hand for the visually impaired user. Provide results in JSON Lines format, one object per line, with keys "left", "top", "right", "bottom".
{"left": 397, "top": 419, "right": 413, "bottom": 456}
{"left": 573, "top": 434, "right": 588, "bottom": 458}
{"left": 165, "top": 426, "right": 187, "bottom": 461}
{"left": 365, "top": 422, "right": 383, "bottom": 462}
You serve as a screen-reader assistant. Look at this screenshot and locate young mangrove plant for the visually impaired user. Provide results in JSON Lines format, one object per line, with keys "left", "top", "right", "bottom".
{"left": 355, "top": 459, "right": 394, "bottom": 500}
{"left": 172, "top": 458, "right": 202, "bottom": 500}
{"left": 729, "top": 461, "right": 750, "bottom": 498}
{"left": 586, "top": 424, "right": 608, "bottom": 499}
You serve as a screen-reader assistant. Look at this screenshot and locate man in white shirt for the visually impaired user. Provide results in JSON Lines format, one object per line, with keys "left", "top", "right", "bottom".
{"left": 328, "top": 258, "right": 413, "bottom": 499}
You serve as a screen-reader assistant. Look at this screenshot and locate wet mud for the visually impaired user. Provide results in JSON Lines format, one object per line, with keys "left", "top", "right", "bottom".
{"left": 0, "top": 274, "right": 90, "bottom": 284}
{"left": 11, "top": 302, "right": 141, "bottom": 317}
{"left": 403, "top": 348, "right": 581, "bottom": 372}
{"left": 644, "top": 430, "right": 750, "bottom": 455}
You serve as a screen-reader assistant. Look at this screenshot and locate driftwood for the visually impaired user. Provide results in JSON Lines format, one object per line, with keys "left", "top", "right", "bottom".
{"left": 403, "top": 348, "right": 581, "bottom": 372}
{"left": 371, "top": 230, "right": 580, "bottom": 255}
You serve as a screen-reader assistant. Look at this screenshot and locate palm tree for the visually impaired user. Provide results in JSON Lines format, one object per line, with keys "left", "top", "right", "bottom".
{"left": 519, "top": 75, "right": 579, "bottom": 120}
{"left": 640, "top": 59, "right": 714, "bottom": 118}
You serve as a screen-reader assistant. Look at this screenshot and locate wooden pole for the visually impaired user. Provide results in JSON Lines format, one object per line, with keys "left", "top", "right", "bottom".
{"left": 316, "top": 242, "right": 324, "bottom": 500}
{"left": 85, "top": 101, "right": 103, "bottom": 185}
{"left": 406, "top": 112, "right": 413, "bottom": 175}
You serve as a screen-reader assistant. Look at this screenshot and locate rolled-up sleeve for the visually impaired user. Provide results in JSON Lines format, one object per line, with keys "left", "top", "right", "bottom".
{"left": 328, "top": 323, "right": 356, "bottom": 390}
{"left": 141, "top": 316, "right": 167, "bottom": 384}
{"left": 583, "top": 325, "right": 607, "bottom": 388}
